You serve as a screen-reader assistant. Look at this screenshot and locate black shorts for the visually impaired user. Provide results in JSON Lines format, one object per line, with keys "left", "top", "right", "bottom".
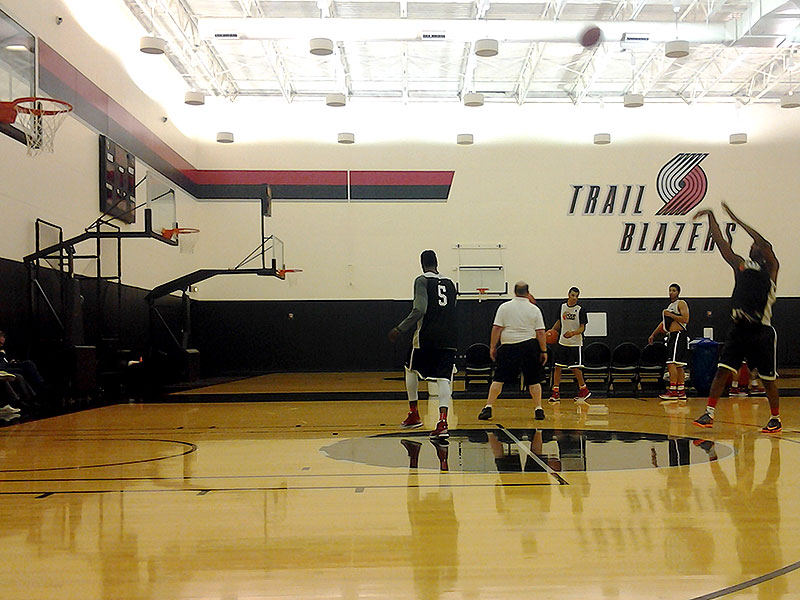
{"left": 493, "top": 339, "right": 546, "bottom": 385}
{"left": 666, "top": 330, "right": 689, "bottom": 366}
{"left": 406, "top": 347, "right": 456, "bottom": 380}
{"left": 718, "top": 321, "right": 777, "bottom": 381}
{"left": 554, "top": 344, "right": 583, "bottom": 368}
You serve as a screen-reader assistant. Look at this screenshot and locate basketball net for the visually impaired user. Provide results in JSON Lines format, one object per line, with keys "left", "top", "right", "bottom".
{"left": 477, "top": 288, "right": 488, "bottom": 302}
{"left": 12, "top": 98, "right": 73, "bottom": 157}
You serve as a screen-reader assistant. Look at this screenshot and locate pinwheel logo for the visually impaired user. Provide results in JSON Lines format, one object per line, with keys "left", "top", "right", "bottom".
{"left": 655, "top": 153, "right": 709, "bottom": 216}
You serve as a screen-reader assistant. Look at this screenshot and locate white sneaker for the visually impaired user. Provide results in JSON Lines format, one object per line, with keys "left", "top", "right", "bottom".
{"left": 0, "top": 404, "right": 21, "bottom": 414}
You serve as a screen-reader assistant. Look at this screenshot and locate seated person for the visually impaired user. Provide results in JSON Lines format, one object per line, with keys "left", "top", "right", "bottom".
{"left": 0, "top": 372, "right": 22, "bottom": 415}
{"left": 0, "top": 330, "right": 45, "bottom": 393}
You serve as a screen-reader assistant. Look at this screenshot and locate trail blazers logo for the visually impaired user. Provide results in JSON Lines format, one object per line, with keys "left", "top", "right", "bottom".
{"left": 655, "top": 153, "right": 708, "bottom": 216}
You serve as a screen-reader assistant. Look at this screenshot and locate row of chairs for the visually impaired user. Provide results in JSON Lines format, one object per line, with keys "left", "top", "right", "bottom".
{"left": 463, "top": 341, "right": 673, "bottom": 397}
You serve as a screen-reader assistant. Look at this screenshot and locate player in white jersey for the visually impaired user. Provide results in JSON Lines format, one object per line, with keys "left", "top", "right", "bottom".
{"left": 477, "top": 281, "right": 548, "bottom": 422}
{"left": 548, "top": 287, "right": 591, "bottom": 403}
{"left": 648, "top": 284, "right": 690, "bottom": 401}
{"left": 692, "top": 202, "right": 782, "bottom": 434}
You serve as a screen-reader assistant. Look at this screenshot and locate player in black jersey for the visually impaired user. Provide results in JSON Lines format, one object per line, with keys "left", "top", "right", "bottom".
{"left": 389, "top": 250, "right": 458, "bottom": 441}
{"left": 692, "top": 202, "right": 782, "bottom": 434}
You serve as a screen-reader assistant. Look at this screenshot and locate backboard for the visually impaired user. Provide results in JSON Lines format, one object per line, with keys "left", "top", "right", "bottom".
{"left": 0, "top": 8, "right": 35, "bottom": 103}
{"left": 145, "top": 171, "right": 177, "bottom": 237}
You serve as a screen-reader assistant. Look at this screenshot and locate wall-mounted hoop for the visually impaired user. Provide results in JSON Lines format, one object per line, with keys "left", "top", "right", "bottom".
{"left": 0, "top": 97, "right": 73, "bottom": 156}
{"left": 161, "top": 227, "right": 200, "bottom": 254}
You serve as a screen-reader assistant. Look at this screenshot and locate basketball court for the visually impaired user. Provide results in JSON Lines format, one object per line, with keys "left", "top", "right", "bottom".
{"left": 2, "top": 393, "right": 800, "bottom": 599}
{"left": 3, "top": 0, "right": 800, "bottom": 598}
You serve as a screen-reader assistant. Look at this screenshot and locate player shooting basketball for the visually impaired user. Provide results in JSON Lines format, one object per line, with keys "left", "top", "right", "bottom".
{"left": 692, "top": 202, "right": 782, "bottom": 434}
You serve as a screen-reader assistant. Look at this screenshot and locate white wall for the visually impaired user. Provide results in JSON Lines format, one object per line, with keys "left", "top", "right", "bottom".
{"left": 2, "top": 0, "right": 799, "bottom": 302}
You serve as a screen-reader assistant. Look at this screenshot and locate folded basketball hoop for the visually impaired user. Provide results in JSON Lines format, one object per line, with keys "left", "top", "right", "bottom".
{"left": 0, "top": 97, "right": 73, "bottom": 156}
{"left": 161, "top": 227, "right": 200, "bottom": 254}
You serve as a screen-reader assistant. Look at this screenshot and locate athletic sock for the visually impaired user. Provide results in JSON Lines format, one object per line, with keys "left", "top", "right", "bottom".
{"left": 706, "top": 405, "right": 716, "bottom": 417}
{"left": 405, "top": 369, "right": 419, "bottom": 404}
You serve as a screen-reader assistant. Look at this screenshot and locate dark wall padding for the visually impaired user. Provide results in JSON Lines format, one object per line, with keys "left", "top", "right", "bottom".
{"left": 190, "top": 296, "right": 800, "bottom": 376}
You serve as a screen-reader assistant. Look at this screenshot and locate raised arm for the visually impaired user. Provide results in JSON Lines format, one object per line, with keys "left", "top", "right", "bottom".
{"left": 693, "top": 208, "right": 742, "bottom": 270}
{"left": 722, "top": 201, "right": 779, "bottom": 281}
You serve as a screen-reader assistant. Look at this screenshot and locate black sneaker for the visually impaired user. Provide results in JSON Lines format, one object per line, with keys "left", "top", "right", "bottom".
{"left": 693, "top": 439, "right": 718, "bottom": 461}
{"left": 478, "top": 406, "right": 492, "bottom": 420}
{"left": 762, "top": 418, "right": 782, "bottom": 434}
{"left": 534, "top": 407, "right": 545, "bottom": 421}
{"left": 693, "top": 412, "right": 713, "bottom": 428}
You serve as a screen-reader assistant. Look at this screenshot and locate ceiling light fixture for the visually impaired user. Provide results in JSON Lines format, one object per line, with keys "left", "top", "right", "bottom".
{"left": 184, "top": 91, "right": 205, "bottom": 105}
{"left": 474, "top": 38, "right": 498, "bottom": 57}
{"left": 338, "top": 132, "right": 355, "bottom": 144}
{"left": 665, "top": 39, "right": 690, "bottom": 58}
{"left": 456, "top": 133, "right": 474, "bottom": 145}
{"left": 464, "top": 92, "right": 484, "bottom": 107}
{"left": 780, "top": 93, "right": 800, "bottom": 108}
{"left": 729, "top": 133, "right": 747, "bottom": 144}
{"left": 665, "top": 0, "right": 690, "bottom": 58}
{"left": 781, "top": 52, "right": 798, "bottom": 108}
{"left": 623, "top": 93, "right": 644, "bottom": 107}
{"left": 326, "top": 93, "right": 346, "bottom": 107}
{"left": 216, "top": 131, "right": 234, "bottom": 143}
{"left": 594, "top": 133, "right": 611, "bottom": 144}
{"left": 310, "top": 37, "right": 334, "bottom": 56}
{"left": 139, "top": 35, "right": 166, "bottom": 54}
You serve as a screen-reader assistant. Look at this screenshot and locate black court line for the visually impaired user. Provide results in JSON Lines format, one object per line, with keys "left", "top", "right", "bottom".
{"left": 0, "top": 481, "right": 553, "bottom": 496}
{"left": 0, "top": 439, "right": 197, "bottom": 473}
{"left": 0, "top": 471, "right": 491, "bottom": 483}
{"left": 689, "top": 559, "right": 800, "bottom": 599}
{"left": 495, "top": 424, "right": 569, "bottom": 485}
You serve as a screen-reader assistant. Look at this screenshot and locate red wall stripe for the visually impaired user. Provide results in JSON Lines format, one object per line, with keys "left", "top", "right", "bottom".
{"left": 350, "top": 171, "right": 453, "bottom": 186}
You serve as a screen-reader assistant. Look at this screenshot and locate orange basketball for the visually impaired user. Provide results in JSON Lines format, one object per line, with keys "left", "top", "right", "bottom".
{"left": 546, "top": 329, "right": 558, "bottom": 345}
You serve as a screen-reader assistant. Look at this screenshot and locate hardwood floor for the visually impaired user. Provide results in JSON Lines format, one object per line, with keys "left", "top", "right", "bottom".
{"left": 1, "top": 386, "right": 799, "bottom": 599}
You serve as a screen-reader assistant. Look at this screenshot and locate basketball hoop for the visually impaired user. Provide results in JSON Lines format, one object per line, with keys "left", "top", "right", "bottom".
{"left": 0, "top": 97, "right": 73, "bottom": 156}
{"left": 477, "top": 287, "right": 489, "bottom": 302}
{"left": 277, "top": 268, "right": 303, "bottom": 278}
{"left": 161, "top": 227, "right": 200, "bottom": 254}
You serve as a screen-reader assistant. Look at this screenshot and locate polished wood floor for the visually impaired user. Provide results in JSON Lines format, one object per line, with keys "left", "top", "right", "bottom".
{"left": 2, "top": 385, "right": 800, "bottom": 599}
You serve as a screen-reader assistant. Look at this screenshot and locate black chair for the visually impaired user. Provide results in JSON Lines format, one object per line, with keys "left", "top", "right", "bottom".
{"left": 608, "top": 342, "right": 641, "bottom": 397}
{"left": 638, "top": 343, "right": 667, "bottom": 394}
{"left": 581, "top": 342, "right": 611, "bottom": 392}
{"left": 464, "top": 343, "right": 493, "bottom": 388}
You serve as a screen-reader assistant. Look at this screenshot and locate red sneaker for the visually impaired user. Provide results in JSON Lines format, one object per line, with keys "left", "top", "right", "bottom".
{"left": 401, "top": 410, "right": 423, "bottom": 428}
{"left": 574, "top": 387, "right": 592, "bottom": 403}
{"left": 659, "top": 390, "right": 679, "bottom": 402}
{"left": 548, "top": 390, "right": 561, "bottom": 403}
{"left": 429, "top": 419, "right": 449, "bottom": 440}
{"left": 677, "top": 389, "right": 687, "bottom": 400}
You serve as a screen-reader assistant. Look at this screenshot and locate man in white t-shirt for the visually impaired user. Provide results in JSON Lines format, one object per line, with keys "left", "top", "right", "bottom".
{"left": 477, "top": 281, "right": 548, "bottom": 421}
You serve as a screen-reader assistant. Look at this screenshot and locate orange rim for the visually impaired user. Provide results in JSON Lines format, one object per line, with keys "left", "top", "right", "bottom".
{"left": 13, "top": 97, "right": 73, "bottom": 116}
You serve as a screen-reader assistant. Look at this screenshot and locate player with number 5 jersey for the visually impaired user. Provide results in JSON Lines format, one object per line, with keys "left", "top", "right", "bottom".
{"left": 388, "top": 250, "right": 458, "bottom": 441}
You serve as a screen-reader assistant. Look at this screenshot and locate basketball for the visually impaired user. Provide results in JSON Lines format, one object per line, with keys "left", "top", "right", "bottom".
{"left": 546, "top": 329, "right": 559, "bottom": 345}
{"left": 579, "top": 25, "right": 602, "bottom": 48}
